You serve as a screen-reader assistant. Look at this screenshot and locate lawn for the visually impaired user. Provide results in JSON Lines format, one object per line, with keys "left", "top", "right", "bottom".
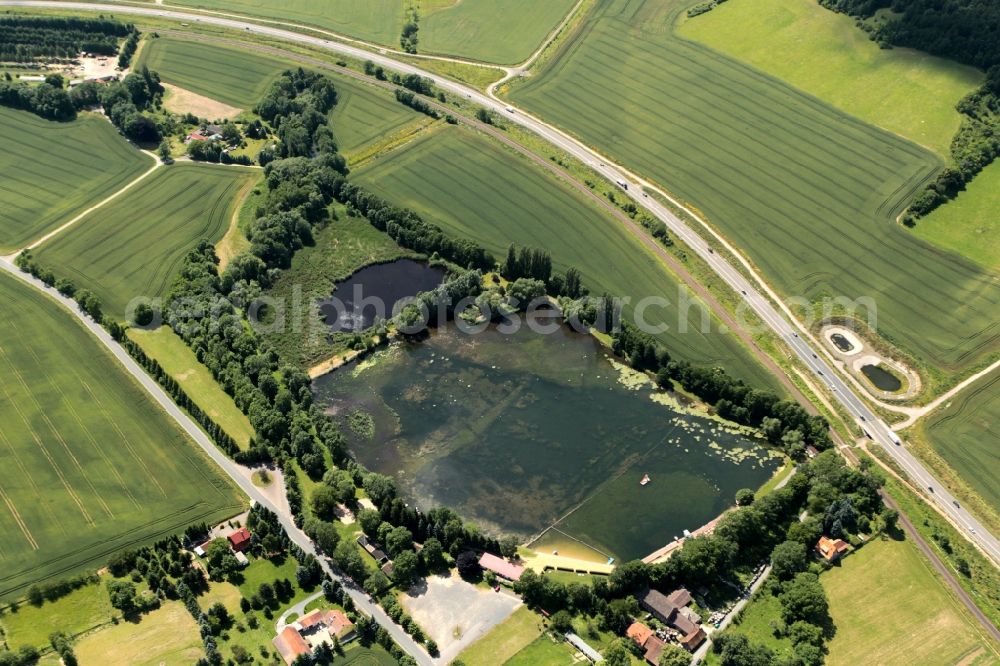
{"left": 504, "top": 635, "right": 577, "bottom": 666}
{"left": 419, "top": 0, "right": 578, "bottom": 65}
{"left": 509, "top": 0, "right": 1000, "bottom": 378}
{"left": 170, "top": 0, "right": 403, "bottom": 46}
{"left": 0, "top": 579, "right": 112, "bottom": 650}
{"left": 823, "top": 537, "right": 1000, "bottom": 665}
{"left": 0, "top": 272, "right": 243, "bottom": 601}
{"left": 0, "top": 107, "right": 153, "bottom": 253}
{"left": 918, "top": 371, "right": 1000, "bottom": 518}
{"left": 73, "top": 601, "right": 204, "bottom": 666}
{"left": 136, "top": 36, "right": 288, "bottom": 108}
{"left": 915, "top": 160, "right": 1000, "bottom": 271}
{"left": 127, "top": 326, "right": 256, "bottom": 449}
{"left": 457, "top": 606, "right": 544, "bottom": 666}
{"left": 354, "top": 124, "right": 779, "bottom": 389}
{"left": 35, "top": 163, "right": 256, "bottom": 321}
{"left": 676, "top": 0, "right": 981, "bottom": 158}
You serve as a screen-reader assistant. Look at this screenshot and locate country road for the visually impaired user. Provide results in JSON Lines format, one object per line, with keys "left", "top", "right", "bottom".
{"left": 0, "top": 257, "right": 435, "bottom": 666}
{"left": 9, "top": 0, "right": 988, "bottom": 565}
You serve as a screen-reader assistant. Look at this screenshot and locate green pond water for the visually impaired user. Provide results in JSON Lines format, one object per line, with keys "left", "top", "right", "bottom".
{"left": 312, "top": 325, "right": 781, "bottom": 561}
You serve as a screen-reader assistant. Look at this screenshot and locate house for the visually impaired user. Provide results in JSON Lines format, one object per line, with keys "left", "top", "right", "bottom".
{"left": 478, "top": 552, "right": 525, "bottom": 582}
{"left": 638, "top": 587, "right": 704, "bottom": 651}
{"left": 228, "top": 527, "right": 252, "bottom": 552}
{"left": 185, "top": 125, "right": 223, "bottom": 143}
{"left": 627, "top": 622, "right": 666, "bottom": 665}
{"left": 816, "top": 536, "right": 850, "bottom": 562}
{"left": 272, "top": 609, "right": 355, "bottom": 665}
{"left": 357, "top": 535, "right": 388, "bottom": 564}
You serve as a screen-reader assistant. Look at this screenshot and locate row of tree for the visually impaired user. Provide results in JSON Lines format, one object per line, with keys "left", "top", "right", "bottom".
{"left": 0, "top": 16, "right": 132, "bottom": 61}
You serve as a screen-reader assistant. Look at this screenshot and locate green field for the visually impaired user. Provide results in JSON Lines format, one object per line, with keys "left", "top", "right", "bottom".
{"left": 136, "top": 36, "right": 288, "bottom": 108}
{"left": 1, "top": 579, "right": 112, "bottom": 650}
{"left": 915, "top": 161, "right": 1000, "bottom": 271}
{"left": 36, "top": 163, "right": 256, "bottom": 320}
{"left": 823, "top": 538, "right": 999, "bottom": 665}
{"left": 420, "top": 0, "right": 578, "bottom": 65}
{"left": 0, "top": 272, "right": 243, "bottom": 600}
{"left": 458, "top": 607, "right": 545, "bottom": 666}
{"left": 0, "top": 107, "right": 153, "bottom": 254}
{"left": 354, "top": 124, "right": 778, "bottom": 388}
{"left": 509, "top": 0, "right": 1000, "bottom": 377}
{"left": 919, "top": 372, "right": 1000, "bottom": 517}
{"left": 127, "top": 326, "right": 256, "bottom": 449}
{"left": 328, "top": 80, "right": 426, "bottom": 158}
{"left": 170, "top": 0, "right": 403, "bottom": 46}
{"left": 676, "top": 0, "right": 981, "bottom": 158}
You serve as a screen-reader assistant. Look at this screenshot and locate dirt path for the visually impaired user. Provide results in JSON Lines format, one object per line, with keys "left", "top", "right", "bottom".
{"left": 215, "top": 174, "right": 257, "bottom": 272}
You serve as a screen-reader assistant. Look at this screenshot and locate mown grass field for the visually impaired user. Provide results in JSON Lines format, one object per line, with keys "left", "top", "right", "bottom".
{"left": 354, "top": 125, "right": 779, "bottom": 388}
{"left": 73, "top": 600, "right": 204, "bottom": 666}
{"left": 36, "top": 163, "right": 256, "bottom": 320}
{"left": 509, "top": 0, "right": 1000, "bottom": 377}
{"left": 127, "top": 326, "right": 256, "bottom": 449}
{"left": 170, "top": 0, "right": 402, "bottom": 46}
{"left": 919, "top": 372, "right": 1000, "bottom": 517}
{"left": 1, "top": 579, "right": 112, "bottom": 649}
{"left": 136, "top": 36, "right": 288, "bottom": 108}
{"left": 677, "top": 0, "right": 981, "bottom": 158}
{"left": 419, "top": 0, "right": 578, "bottom": 65}
{"left": 915, "top": 161, "right": 1000, "bottom": 271}
{"left": 823, "top": 537, "right": 999, "bottom": 665}
{"left": 0, "top": 272, "right": 243, "bottom": 601}
{"left": 0, "top": 107, "right": 152, "bottom": 254}
{"left": 458, "top": 606, "right": 544, "bottom": 666}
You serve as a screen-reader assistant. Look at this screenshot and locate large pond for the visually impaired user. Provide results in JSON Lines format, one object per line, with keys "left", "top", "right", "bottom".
{"left": 861, "top": 363, "right": 902, "bottom": 392}
{"left": 318, "top": 259, "right": 446, "bottom": 332}
{"left": 313, "top": 324, "right": 781, "bottom": 562}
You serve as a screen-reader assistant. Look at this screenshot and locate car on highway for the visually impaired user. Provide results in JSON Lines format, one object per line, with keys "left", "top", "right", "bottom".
{"left": 953, "top": 500, "right": 961, "bottom": 508}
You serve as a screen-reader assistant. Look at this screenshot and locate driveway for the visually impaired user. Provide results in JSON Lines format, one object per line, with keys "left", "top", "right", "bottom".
{"left": 399, "top": 571, "right": 521, "bottom": 663}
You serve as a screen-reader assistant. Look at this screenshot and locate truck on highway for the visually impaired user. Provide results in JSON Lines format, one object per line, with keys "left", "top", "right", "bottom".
{"left": 616, "top": 180, "right": 628, "bottom": 190}
{"left": 889, "top": 431, "right": 902, "bottom": 446}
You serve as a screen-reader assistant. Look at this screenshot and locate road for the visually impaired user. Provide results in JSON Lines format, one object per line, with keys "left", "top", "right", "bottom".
{"left": 3, "top": 0, "right": 997, "bottom": 605}
{"left": 0, "top": 257, "right": 435, "bottom": 666}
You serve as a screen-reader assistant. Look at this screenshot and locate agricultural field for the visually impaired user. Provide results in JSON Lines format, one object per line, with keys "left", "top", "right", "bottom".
{"left": 0, "top": 272, "right": 243, "bottom": 601}
{"left": 509, "top": 0, "right": 1000, "bottom": 378}
{"left": 35, "top": 163, "right": 256, "bottom": 320}
{"left": 823, "top": 538, "right": 999, "bottom": 665}
{"left": 915, "top": 161, "right": 1000, "bottom": 271}
{"left": 676, "top": 0, "right": 981, "bottom": 158}
{"left": 170, "top": 0, "right": 403, "bottom": 45}
{"left": 327, "top": 80, "right": 427, "bottom": 159}
{"left": 419, "top": 0, "right": 578, "bottom": 65}
{"left": 73, "top": 601, "right": 204, "bottom": 666}
{"left": 354, "top": 124, "right": 778, "bottom": 388}
{"left": 127, "top": 326, "right": 256, "bottom": 449}
{"left": 918, "top": 372, "right": 1000, "bottom": 517}
{"left": 135, "top": 36, "right": 288, "bottom": 108}
{"left": 0, "top": 107, "right": 152, "bottom": 254}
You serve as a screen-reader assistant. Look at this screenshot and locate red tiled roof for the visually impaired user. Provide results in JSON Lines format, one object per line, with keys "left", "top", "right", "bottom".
{"left": 681, "top": 627, "right": 707, "bottom": 651}
{"left": 627, "top": 622, "right": 653, "bottom": 646}
{"left": 479, "top": 552, "right": 525, "bottom": 581}
{"left": 643, "top": 635, "right": 666, "bottom": 664}
{"left": 228, "top": 527, "right": 252, "bottom": 550}
{"left": 272, "top": 626, "right": 309, "bottom": 665}
{"left": 816, "top": 536, "right": 850, "bottom": 561}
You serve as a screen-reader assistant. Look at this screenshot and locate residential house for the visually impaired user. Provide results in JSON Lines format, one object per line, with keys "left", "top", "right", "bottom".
{"left": 627, "top": 622, "right": 666, "bottom": 665}
{"left": 816, "top": 536, "right": 850, "bottom": 562}
{"left": 228, "top": 527, "right": 252, "bottom": 553}
{"left": 272, "top": 608, "right": 355, "bottom": 665}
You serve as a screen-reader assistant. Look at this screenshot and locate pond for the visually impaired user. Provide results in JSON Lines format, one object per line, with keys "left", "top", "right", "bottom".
{"left": 318, "top": 259, "right": 446, "bottom": 333}
{"left": 312, "top": 323, "right": 781, "bottom": 561}
{"left": 861, "top": 363, "right": 902, "bottom": 392}
{"left": 831, "top": 333, "right": 855, "bottom": 353}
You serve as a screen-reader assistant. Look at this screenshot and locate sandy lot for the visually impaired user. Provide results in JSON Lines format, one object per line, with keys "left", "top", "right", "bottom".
{"left": 162, "top": 82, "right": 242, "bottom": 120}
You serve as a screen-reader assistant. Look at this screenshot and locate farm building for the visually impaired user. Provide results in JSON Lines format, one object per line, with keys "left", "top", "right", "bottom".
{"left": 638, "top": 587, "right": 706, "bottom": 651}
{"left": 627, "top": 622, "right": 667, "bottom": 664}
{"left": 228, "top": 527, "right": 252, "bottom": 552}
{"left": 357, "top": 535, "right": 388, "bottom": 564}
{"left": 565, "top": 632, "right": 603, "bottom": 663}
{"left": 272, "top": 609, "right": 355, "bottom": 665}
{"left": 478, "top": 552, "right": 525, "bottom": 581}
{"left": 816, "top": 536, "right": 850, "bottom": 562}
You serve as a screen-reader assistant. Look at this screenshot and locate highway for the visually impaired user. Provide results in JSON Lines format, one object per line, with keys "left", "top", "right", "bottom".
{"left": 0, "top": 257, "right": 436, "bottom": 666}
{"left": 3, "top": 0, "right": 997, "bottom": 569}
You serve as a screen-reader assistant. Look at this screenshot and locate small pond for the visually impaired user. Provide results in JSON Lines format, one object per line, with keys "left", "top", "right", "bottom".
{"left": 318, "top": 259, "right": 446, "bottom": 333}
{"left": 861, "top": 363, "right": 902, "bottom": 392}
{"left": 831, "top": 333, "right": 855, "bottom": 353}
{"left": 313, "top": 323, "right": 781, "bottom": 561}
